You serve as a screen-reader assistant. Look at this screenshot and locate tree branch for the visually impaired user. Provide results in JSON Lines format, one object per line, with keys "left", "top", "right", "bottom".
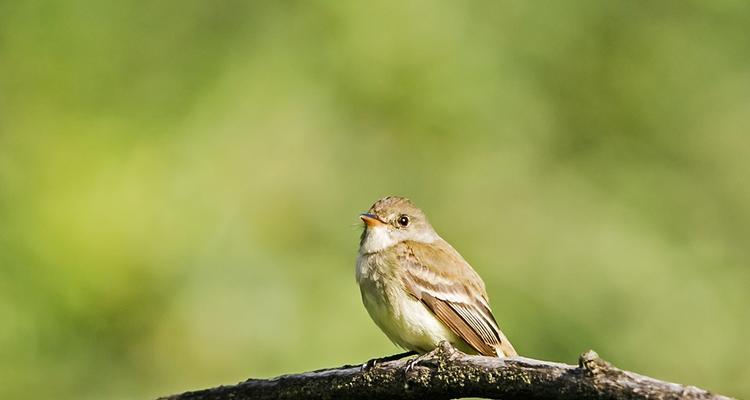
{"left": 160, "top": 342, "right": 732, "bottom": 400}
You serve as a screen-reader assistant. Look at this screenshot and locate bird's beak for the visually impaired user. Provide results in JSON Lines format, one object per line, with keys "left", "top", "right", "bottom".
{"left": 360, "top": 213, "right": 385, "bottom": 227}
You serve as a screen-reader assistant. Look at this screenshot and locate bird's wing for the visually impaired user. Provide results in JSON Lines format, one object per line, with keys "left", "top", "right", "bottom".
{"left": 398, "top": 240, "right": 517, "bottom": 357}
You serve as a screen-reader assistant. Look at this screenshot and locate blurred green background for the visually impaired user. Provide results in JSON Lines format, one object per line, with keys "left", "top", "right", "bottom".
{"left": 1, "top": 1, "right": 749, "bottom": 399}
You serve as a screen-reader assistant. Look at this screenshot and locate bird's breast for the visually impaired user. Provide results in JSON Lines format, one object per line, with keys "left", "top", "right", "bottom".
{"left": 355, "top": 251, "right": 466, "bottom": 353}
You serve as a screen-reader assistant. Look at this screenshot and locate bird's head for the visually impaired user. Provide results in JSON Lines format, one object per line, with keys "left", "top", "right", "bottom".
{"left": 359, "top": 196, "right": 438, "bottom": 254}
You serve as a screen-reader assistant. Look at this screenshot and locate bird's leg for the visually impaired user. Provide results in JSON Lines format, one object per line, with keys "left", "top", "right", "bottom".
{"left": 404, "top": 353, "right": 431, "bottom": 374}
{"left": 404, "top": 342, "right": 455, "bottom": 374}
{"left": 361, "top": 350, "right": 417, "bottom": 372}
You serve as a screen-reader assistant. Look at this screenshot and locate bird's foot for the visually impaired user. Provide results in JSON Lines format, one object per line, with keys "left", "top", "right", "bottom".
{"left": 360, "top": 350, "right": 417, "bottom": 372}
{"left": 404, "top": 351, "right": 433, "bottom": 375}
{"left": 404, "top": 342, "right": 458, "bottom": 376}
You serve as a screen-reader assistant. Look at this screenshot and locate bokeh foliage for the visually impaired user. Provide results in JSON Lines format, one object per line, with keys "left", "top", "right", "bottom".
{"left": 1, "top": 1, "right": 749, "bottom": 398}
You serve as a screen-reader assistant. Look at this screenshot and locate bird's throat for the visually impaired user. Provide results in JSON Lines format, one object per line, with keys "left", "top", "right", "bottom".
{"left": 360, "top": 226, "right": 398, "bottom": 254}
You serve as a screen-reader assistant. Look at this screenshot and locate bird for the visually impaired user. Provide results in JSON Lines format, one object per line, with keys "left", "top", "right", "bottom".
{"left": 356, "top": 196, "right": 517, "bottom": 359}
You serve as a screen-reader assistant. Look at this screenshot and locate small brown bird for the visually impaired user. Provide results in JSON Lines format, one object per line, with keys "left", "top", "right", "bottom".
{"left": 356, "top": 196, "right": 517, "bottom": 357}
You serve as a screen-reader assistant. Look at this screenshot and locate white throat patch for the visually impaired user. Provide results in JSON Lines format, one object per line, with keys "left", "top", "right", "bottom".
{"left": 360, "top": 226, "right": 398, "bottom": 254}
{"left": 360, "top": 225, "right": 439, "bottom": 254}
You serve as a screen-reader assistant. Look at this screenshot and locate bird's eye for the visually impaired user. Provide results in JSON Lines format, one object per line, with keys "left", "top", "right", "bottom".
{"left": 397, "top": 215, "right": 410, "bottom": 227}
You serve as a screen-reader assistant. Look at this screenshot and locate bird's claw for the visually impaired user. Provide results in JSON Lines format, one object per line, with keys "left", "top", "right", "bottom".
{"left": 360, "top": 350, "right": 417, "bottom": 373}
{"left": 360, "top": 358, "right": 378, "bottom": 372}
{"left": 403, "top": 352, "right": 431, "bottom": 376}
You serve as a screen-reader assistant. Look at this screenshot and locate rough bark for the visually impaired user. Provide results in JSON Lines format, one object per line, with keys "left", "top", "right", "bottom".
{"left": 160, "top": 342, "right": 732, "bottom": 400}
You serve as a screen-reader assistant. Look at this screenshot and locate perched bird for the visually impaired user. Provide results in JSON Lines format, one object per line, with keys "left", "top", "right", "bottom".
{"left": 356, "top": 196, "right": 517, "bottom": 358}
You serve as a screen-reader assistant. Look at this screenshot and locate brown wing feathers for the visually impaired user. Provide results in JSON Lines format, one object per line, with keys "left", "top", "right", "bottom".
{"left": 399, "top": 240, "right": 517, "bottom": 357}
{"left": 420, "top": 293, "right": 498, "bottom": 356}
